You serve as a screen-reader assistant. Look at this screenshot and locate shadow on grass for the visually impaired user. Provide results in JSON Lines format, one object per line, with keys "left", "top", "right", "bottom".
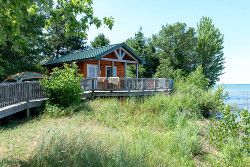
{"left": 0, "top": 158, "right": 28, "bottom": 167}
{"left": 0, "top": 107, "right": 43, "bottom": 130}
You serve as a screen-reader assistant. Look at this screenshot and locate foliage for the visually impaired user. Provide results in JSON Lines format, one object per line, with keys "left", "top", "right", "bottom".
{"left": 0, "top": 0, "right": 34, "bottom": 48}
{"left": 185, "top": 66, "right": 209, "bottom": 90}
{"left": 90, "top": 33, "right": 110, "bottom": 48}
{"left": 0, "top": 0, "right": 114, "bottom": 81}
{"left": 154, "top": 58, "right": 183, "bottom": 79}
{"left": 40, "top": 62, "right": 83, "bottom": 108}
{"left": 126, "top": 28, "right": 159, "bottom": 78}
{"left": 174, "top": 66, "right": 225, "bottom": 117}
{"left": 152, "top": 22, "right": 197, "bottom": 77}
{"left": 196, "top": 17, "right": 225, "bottom": 86}
{"left": 44, "top": 0, "right": 114, "bottom": 58}
{"left": 0, "top": 1, "right": 47, "bottom": 81}
{"left": 210, "top": 106, "right": 250, "bottom": 153}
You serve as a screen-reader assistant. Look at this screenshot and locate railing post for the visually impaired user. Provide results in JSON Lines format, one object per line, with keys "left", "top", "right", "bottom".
{"left": 26, "top": 82, "right": 30, "bottom": 119}
{"left": 92, "top": 78, "right": 94, "bottom": 94}
{"left": 154, "top": 79, "right": 157, "bottom": 92}
{"left": 142, "top": 78, "right": 145, "bottom": 92}
{"left": 0, "top": 85, "right": 2, "bottom": 108}
{"left": 128, "top": 78, "right": 130, "bottom": 92}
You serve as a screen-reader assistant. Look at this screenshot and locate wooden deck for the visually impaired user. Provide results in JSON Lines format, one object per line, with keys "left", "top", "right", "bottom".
{"left": 0, "top": 78, "right": 173, "bottom": 120}
{"left": 82, "top": 89, "right": 172, "bottom": 98}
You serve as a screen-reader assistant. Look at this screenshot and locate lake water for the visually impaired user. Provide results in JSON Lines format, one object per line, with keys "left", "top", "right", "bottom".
{"left": 216, "top": 84, "right": 250, "bottom": 111}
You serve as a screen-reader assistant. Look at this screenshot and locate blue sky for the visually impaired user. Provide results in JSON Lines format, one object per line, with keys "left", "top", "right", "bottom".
{"left": 87, "top": 0, "right": 250, "bottom": 84}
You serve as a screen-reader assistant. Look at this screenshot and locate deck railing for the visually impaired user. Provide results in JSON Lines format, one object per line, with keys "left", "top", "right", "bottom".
{"left": 0, "top": 78, "right": 173, "bottom": 109}
{"left": 0, "top": 81, "right": 47, "bottom": 108}
{"left": 80, "top": 78, "right": 173, "bottom": 91}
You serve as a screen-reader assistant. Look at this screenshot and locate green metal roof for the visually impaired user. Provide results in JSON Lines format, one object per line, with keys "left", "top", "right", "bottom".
{"left": 43, "top": 43, "right": 146, "bottom": 66}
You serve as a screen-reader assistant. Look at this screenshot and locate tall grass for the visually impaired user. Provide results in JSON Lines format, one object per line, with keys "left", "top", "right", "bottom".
{"left": 1, "top": 67, "right": 248, "bottom": 166}
{"left": 27, "top": 94, "right": 208, "bottom": 167}
{"left": 28, "top": 86, "right": 249, "bottom": 166}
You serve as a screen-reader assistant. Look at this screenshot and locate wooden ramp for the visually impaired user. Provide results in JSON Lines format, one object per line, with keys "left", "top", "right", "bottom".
{"left": 0, "top": 82, "right": 47, "bottom": 120}
{"left": 0, "top": 98, "right": 47, "bottom": 119}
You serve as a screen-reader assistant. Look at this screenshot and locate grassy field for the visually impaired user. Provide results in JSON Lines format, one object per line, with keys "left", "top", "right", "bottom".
{"left": 0, "top": 95, "right": 249, "bottom": 167}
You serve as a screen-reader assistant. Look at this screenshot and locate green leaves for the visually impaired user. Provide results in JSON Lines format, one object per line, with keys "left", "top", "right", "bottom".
{"left": 126, "top": 28, "right": 159, "bottom": 78}
{"left": 196, "top": 17, "right": 225, "bottom": 86}
{"left": 210, "top": 105, "right": 250, "bottom": 153}
{"left": 90, "top": 33, "right": 110, "bottom": 48}
{"left": 152, "top": 22, "right": 197, "bottom": 77}
{"left": 151, "top": 18, "right": 225, "bottom": 87}
{"left": 40, "top": 62, "right": 84, "bottom": 108}
{"left": 44, "top": 0, "right": 114, "bottom": 58}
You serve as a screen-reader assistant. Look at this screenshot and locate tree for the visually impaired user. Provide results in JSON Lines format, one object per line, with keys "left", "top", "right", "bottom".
{"left": 45, "top": 0, "right": 114, "bottom": 58}
{"left": 154, "top": 58, "right": 182, "bottom": 79}
{"left": 0, "top": 1, "right": 47, "bottom": 81}
{"left": 152, "top": 22, "right": 197, "bottom": 77}
{"left": 125, "top": 28, "right": 158, "bottom": 78}
{"left": 0, "top": 0, "right": 114, "bottom": 80}
{"left": 0, "top": 0, "right": 35, "bottom": 50}
{"left": 196, "top": 17, "right": 225, "bottom": 86}
{"left": 90, "top": 33, "right": 110, "bottom": 48}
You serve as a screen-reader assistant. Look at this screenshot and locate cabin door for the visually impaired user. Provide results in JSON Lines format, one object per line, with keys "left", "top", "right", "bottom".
{"left": 87, "top": 64, "right": 97, "bottom": 89}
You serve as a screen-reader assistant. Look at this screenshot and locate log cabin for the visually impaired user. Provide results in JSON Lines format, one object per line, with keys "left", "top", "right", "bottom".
{"left": 43, "top": 43, "right": 146, "bottom": 78}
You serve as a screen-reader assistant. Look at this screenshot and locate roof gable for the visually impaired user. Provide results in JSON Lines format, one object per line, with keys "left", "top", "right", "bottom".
{"left": 43, "top": 43, "right": 146, "bottom": 66}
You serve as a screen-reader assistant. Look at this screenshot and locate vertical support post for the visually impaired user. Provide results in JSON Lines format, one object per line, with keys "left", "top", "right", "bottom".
{"left": 92, "top": 78, "right": 94, "bottom": 94}
{"left": 26, "top": 82, "right": 30, "bottom": 119}
{"left": 154, "top": 79, "right": 157, "bottom": 92}
{"left": 0, "top": 85, "right": 2, "bottom": 108}
{"left": 111, "top": 61, "right": 114, "bottom": 77}
{"left": 97, "top": 60, "right": 100, "bottom": 77}
{"left": 27, "top": 82, "right": 30, "bottom": 103}
{"left": 136, "top": 63, "right": 138, "bottom": 78}
{"left": 124, "top": 62, "right": 127, "bottom": 78}
{"left": 142, "top": 79, "right": 145, "bottom": 92}
{"left": 124, "top": 62, "right": 127, "bottom": 90}
{"left": 111, "top": 61, "right": 114, "bottom": 91}
{"left": 128, "top": 78, "right": 130, "bottom": 92}
{"left": 26, "top": 108, "right": 30, "bottom": 119}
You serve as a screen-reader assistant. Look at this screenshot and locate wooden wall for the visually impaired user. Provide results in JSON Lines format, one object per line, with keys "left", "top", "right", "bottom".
{"left": 80, "top": 60, "right": 124, "bottom": 78}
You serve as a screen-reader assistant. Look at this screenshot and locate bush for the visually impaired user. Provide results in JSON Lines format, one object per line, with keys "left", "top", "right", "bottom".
{"left": 41, "top": 62, "right": 83, "bottom": 108}
{"left": 174, "top": 66, "right": 225, "bottom": 117}
{"left": 210, "top": 106, "right": 250, "bottom": 153}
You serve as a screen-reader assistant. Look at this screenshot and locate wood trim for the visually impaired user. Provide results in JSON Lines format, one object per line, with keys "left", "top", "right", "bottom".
{"left": 121, "top": 51, "right": 126, "bottom": 60}
{"left": 124, "top": 62, "right": 127, "bottom": 77}
{"left": 119, "top": 48, "right": 121, "bottom": 58}
{"left": 121, "top": 48, "right": 137, "bottom": 61}
{"left": 101, "top": 58, "right": 137, "bottom": 64}
{"left": 97, "top": 60, "right": 100, "bottom": 77}
{"left": 111, "top": 61, "right": 114, "bottom": 77}
{"left": 114, "top": 50, "right": 121, "bottom": 60}
{"left": 136, "top": 63, "right": 138, "bottom": 78}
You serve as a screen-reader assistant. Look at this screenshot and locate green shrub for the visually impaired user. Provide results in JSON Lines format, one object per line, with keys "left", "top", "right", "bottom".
{"left": 210, "top": 106, "right": 250, "bottom": 153}
{"left": 41, "top": 62, "right": 83, "bottom": 108}
{"left": 174, "top": 66, "right": 225, "bottom": 117}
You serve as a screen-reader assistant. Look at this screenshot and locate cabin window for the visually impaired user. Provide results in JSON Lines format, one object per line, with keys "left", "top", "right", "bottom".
{"left": 106, "top": 66, "right": 117, "bottom": 77}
